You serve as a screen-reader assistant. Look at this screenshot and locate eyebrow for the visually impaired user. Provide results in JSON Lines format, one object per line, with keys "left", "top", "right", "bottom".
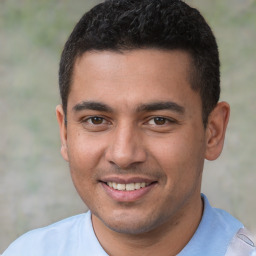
{"left": 72, "top": 101, "right": 113, "bottom": 113}
{"left": 72, "top": 100, "right": 185, "bottom": 114}
{"left": 136, "top": 101, "right": 185, "bottom": 114}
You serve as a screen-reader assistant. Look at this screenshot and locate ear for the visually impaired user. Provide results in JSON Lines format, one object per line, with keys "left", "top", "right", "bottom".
{"left": 56, "top": 105, "right": 69, "bottom": 162}
{"left": 205, "top": 102, "right": 230, "bottom": 161}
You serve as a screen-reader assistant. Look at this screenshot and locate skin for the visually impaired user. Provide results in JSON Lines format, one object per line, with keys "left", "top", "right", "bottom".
{"left": 56, "top": 49, "right": 230, "bottom": 256}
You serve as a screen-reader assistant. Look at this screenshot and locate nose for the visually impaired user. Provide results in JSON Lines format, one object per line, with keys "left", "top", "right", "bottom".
{"left": 105, "top": 123, "right": 147, "bottom": 169}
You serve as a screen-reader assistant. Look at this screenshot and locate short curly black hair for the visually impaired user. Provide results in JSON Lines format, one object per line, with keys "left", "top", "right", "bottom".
{"left": 59, "top": 0, "right": 220, "bottom": 127}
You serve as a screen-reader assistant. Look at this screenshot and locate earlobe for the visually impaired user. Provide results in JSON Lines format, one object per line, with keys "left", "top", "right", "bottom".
{"left": 205, "top": 102, "right": 230, "bottom": 161}
{"left": 56, "top": 105, "right": 69, "bottom": 162}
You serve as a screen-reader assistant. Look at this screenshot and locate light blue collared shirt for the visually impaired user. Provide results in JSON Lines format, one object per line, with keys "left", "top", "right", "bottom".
{"left": 178, "top": 194, "right": 243, "bottom": 255}
{"left": 2, "top": 194, "right": 243, "bottom": 256}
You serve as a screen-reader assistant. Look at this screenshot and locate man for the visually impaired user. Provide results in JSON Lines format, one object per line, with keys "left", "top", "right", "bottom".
{"left": 2, "top": 0, "right": 255, "bottom": 255}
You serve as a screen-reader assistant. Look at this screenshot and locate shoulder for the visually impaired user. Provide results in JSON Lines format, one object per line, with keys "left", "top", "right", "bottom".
{"left": 202, "top": 194, "right": 243, "bottom": 233}
{"left": 211, "top": 206, "right": 242, "bottom": 230}
{"left": 178, "top": 195, "right": 244, "bottom": 256}
{"left": 2, "top": 212, "right": 90, "bottom": 256}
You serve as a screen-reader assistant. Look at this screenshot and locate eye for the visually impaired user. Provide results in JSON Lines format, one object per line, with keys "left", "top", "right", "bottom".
{"left": 87, "top": 116, "right": 105, "bottom": 125}
{"left": 148, "top": 117, "right": 170, "bottom": 125}
{"left": 81, "top": 116, "right": 111, "bottom": 130}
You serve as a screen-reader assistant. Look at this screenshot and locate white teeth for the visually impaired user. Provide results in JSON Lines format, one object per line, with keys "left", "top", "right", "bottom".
{"left": 125, "top": 183, "right": 135, "bottom": 191}
{"left": 134, "top": 183, "right": 141, "bottom": 189}
{"left": 117, "top": 183, "right": 126, "bottom": 190}
{"left": 106, "top": 182, "right": 150, "bottom": 191}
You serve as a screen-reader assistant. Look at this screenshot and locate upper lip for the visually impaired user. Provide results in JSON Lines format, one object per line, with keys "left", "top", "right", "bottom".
{"left": 100, "top": 176, "right": 157, "bottom": 184}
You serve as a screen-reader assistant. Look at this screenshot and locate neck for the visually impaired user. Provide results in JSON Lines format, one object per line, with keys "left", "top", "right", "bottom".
{"left": 92, "top": 195, "right": 203, "bottom": 256}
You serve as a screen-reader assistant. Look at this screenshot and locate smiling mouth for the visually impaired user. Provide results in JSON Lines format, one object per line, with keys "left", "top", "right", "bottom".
{"left": 105, "top": 182, "right": 154, "bottom": 191}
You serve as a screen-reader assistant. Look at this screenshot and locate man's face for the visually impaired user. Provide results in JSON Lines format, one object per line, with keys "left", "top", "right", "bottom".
{"left": 57, "top": 49, "right": 208, "bottom": 234}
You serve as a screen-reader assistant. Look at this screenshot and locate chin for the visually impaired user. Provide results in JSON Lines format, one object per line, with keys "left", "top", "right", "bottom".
{"left": 107, "top": 221, "right": 154, "bottom": 235}
{"left": 100, "top": 211, "right": 167, "bottom": 235}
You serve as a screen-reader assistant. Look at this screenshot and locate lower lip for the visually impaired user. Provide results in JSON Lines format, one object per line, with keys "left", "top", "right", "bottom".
{"left": 101, "top": 182, "right": 156, "bottom": 202}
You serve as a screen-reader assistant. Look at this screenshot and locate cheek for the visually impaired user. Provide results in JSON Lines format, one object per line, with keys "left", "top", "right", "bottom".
{"left": 67, "top": 130, "right": 104, "bottom": 170}
{"left": 148, "top": 130, "right": 205, "bottom": 184}
{"left": 66, "top": 132, "right": 103, "bottom": 205}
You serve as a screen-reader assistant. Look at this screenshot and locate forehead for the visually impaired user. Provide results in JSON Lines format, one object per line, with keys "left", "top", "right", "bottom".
{"left": 74, "top": 49, "right": 192, "bottom": 83}
{"left": 68, "top": 49, "right": 200, "bottom": 112}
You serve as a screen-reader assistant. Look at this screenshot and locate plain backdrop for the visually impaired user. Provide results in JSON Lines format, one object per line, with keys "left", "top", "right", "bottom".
{"left": 0, "top": 0, "right": 255, "bottom": 252}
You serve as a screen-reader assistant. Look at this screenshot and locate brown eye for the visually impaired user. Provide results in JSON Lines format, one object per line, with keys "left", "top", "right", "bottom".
{"left": 153, "top": 117, "right": 166, "bottom": 125}
{"left": 89, "top": 116, "right": 104, "bottom": 125}
{"left": 82, "top": 116, "right": 111, "bottom": 132}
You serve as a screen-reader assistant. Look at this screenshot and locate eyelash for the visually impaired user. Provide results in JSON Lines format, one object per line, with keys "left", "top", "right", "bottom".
{"left": 147, "top": 116, "right": 176, "bottom": 126}
{"left": 82, "top": 116, "right": 109, "bottom": 125}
